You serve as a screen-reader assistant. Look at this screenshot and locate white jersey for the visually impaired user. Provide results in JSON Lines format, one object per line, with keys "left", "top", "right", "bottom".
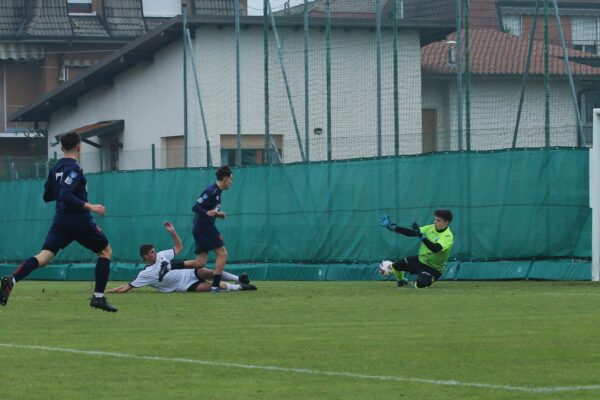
{"left": 129, "top": 249, "right": 200, "bottom": 292}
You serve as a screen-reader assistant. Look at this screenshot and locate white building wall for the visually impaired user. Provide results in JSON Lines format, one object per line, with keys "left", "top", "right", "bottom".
{"left": 48, "top": 41, "right": 184, "bottom": 172}
{"left": 422, "top": 76, "right": 582, "bottom": 151}
{"left": 190, "top": 25, "right": 422, "bottom": 163}
{"left": 47, "top": 24, "right": 423, "bottom": 171}
{"left": 422, "top": 78, "right": 450, "bottom": 151}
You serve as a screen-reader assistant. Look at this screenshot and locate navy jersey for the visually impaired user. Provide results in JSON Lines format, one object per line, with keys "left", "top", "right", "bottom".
{"left": 43, "top": 158, "right": 88, "bottom": 214}
{"left": 192, "top": 183, "right": 222, "bottom": 225}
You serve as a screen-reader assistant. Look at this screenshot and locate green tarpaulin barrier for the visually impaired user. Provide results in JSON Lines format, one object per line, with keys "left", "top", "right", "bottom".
{"left": 0, "top": 260, "right": 591, "bottom": 281}
{"left": 0, "top": 149, "right": 590, "bottom": 277}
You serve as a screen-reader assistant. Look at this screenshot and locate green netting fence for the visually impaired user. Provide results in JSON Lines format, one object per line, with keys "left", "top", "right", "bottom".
{"left": 0, "top": 148, "right": 590, "bottom": 272}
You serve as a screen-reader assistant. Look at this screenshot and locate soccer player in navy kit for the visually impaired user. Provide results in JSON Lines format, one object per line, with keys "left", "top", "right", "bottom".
{"left": 190, "top": 165, "right": 233, "bottom": 292}
{"left": 0, "top": 131, "right": 118, "bottom": 312}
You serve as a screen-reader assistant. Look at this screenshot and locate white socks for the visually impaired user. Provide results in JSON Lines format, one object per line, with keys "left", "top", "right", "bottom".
{"left": 221, "top": 271, "right": 239, "bottom": 281}
{"left": 224, "top": 283, "right": 241, "bottom": 291}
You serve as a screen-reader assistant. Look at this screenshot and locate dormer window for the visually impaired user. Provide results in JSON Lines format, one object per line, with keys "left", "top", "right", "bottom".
{"left": 67, "top": 0, "right": 94, "bottom": 15}
{"left": 502, "top": 15, "right": 522, "bottom": 37}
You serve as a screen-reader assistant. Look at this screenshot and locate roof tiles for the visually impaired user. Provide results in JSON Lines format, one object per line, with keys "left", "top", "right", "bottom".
{"left": 422, "top": 29, "right": 600, "bottom": 76}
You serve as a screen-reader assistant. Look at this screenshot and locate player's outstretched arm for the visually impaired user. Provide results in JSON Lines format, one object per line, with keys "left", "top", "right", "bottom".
{"left": 105, "top": 284, "right": 133, "bottom": 293}
{"left": 379, "top": 215, "right": 415, "bottom": 236}
{"left": 164, "top": 222, "right": 183, "bottom": 255}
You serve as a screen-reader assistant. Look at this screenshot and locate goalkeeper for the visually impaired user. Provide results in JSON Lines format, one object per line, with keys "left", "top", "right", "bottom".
{"left": 379, "top": 210, "right": 454, "bottom": 288}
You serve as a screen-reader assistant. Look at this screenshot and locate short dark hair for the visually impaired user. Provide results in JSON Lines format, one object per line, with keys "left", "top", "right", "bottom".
{"left": 60, "top": 131, "right": 81, "bottom": 151}
{"left": 216, "top": 165, "right": 232, "bottom": 181}
{"left": 434, "top": 209, "right": 453, "bottom": 223}
{"left": 139, "top": 244, "right": 154, "bottom": 259}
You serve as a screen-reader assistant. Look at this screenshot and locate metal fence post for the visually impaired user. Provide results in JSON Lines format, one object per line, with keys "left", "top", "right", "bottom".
{"left": 151, "top": 143, "right": 156, "bottom": 170}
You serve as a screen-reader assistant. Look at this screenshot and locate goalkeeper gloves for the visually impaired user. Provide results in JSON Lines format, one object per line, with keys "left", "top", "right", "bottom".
{"left": 379, "top": 214, "right": 397, "bottom": 231}
{"left": 411, "top": 222, "right": 424, "bottom": 239}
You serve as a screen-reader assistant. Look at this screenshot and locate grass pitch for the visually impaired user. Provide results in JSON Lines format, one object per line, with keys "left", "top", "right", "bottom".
{"left": 1, "top": 280, "right": 600, "bottom": 400}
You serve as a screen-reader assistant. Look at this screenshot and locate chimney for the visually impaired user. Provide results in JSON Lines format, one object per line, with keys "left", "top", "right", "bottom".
{"left": 446, "top": 40, "right": 456, "bottom": 66}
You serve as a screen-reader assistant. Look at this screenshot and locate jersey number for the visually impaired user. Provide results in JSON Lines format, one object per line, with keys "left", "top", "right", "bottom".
{"left": 55, "top": 172, "right": 64, "bottom": 182}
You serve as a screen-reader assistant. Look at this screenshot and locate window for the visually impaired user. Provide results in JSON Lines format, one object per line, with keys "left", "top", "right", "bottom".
{"left": 67, "top": 0, "right": 93, "bottom": 15}
{"left": 579, "top": 90, "right": 600, "bottom": 146}
{"left": 572, "top": 17, "right": 599, "bottom": 55}
{"left": 503, "top": 15, "right": 522, "bottom": 37}
{"left": 220, "top": 148, "right": 281, "bottom": 166}
{"left": 220, "top": 134, "right": 283, "bottom": 166}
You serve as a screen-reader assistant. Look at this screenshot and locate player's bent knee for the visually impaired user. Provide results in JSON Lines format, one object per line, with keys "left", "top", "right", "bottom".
{"left": 216, "top": 247, "right": 228, "bottom": 259}
{"left": 97, "top": 244, "right": 112, "bottom": 259}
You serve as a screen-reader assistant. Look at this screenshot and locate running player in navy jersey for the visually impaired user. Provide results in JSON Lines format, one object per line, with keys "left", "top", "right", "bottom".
{"left": 185, "top": 166, "right": 233, "bottom": 292}
{"left": 0, "top": 131, "right": 118, "bottom": 312}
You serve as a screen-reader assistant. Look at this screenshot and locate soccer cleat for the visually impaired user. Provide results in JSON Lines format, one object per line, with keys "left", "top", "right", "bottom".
{"left": 396, "top": 278, "right": 409, "bottom": 287}
{"left": 0, "top": 276, "right": 14, "bottom": 306}
{"left": 238, "top": 272, "right": 250, "bottom": 285}
{"left": 90, "top": 296, "right": 118, "bottom": 312}
{"left": 210, "top": 287, "right": 221, "bottom": 293}
{"left": 158, "top": 261, "right": 169, "bottom": 282}
{"left": 239, "top": 282, "right": 257, "bottom": 291}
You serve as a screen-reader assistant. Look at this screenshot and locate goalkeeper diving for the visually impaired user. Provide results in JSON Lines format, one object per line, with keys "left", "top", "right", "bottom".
{"left": 379, "top": 210, "right": 454, "bottom": 288}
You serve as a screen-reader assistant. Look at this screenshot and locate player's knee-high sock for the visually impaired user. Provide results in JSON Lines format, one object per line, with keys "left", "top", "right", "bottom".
{"left": 170, "top": 259, "right": 185, "bottom": 270}
{"left": 221, "top": 271, "right": 239, "bottom": 281}
{"left": 94, "top": 257, "right": 110, "bottom": 295}
{"left": 13, "top": 257, "right": 39, "bottom": 282}
{"left": 211, "top": 274, "right": 222, "bottom": 289}
{"left": 391, "top": 263, "right": 405, "bottom": 281}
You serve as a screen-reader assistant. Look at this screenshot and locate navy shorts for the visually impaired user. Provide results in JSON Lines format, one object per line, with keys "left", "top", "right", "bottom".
{"left": 193, "top": 223, "right": 224, "bottom": 254}
{"left": 42, "top": 213, "right": 109, "bottom": 255}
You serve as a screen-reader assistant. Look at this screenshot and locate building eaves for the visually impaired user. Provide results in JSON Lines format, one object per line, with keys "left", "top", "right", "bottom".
{"left": 10, "top": 15, "right": 454, "bottom": 122}
{"left": 145, "top": 17, "right": 172, "bottom": 32}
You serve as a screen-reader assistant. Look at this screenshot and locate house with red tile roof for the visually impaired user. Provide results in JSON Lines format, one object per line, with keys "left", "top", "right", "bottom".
{"left": 420, "top": 0, "right": 600, "bottom": 151}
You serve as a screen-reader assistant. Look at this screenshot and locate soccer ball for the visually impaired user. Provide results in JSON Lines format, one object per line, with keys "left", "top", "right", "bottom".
{"left": 378, "top": 260, "right": 393, "bottom": 276}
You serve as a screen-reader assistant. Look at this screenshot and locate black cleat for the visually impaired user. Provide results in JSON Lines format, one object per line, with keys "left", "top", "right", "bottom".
{"left": 90, "top": 296, "right": 118, "bottom": 312}
{"left": 239, "top": 282, "right": 257, "bottom": 291}
{"left": 238, "top": 272, "right": 250, "bottom": 285}
{"left": 158, "top": 261, "right": 169, "bottom": 282}
{"left": 397, "top": 278, "right": 409, "bottom": 287}
{"left": 0, "top": 276, "right": 14, "bottom": 307}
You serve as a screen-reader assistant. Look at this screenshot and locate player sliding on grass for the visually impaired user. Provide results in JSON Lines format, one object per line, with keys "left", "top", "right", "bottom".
{"left": 106, "top": 222, "right": 256, "bottom": 294}
{"left": 0, "top": 131, "right": 118, "bottom": 312}
{"left": 379, "top": 209, "right": 454, "bottom": 288}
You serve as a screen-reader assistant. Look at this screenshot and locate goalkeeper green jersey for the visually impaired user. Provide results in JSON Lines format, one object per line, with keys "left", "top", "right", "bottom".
{"left": 417, "top": 224, "right": 454, "bottom": 273}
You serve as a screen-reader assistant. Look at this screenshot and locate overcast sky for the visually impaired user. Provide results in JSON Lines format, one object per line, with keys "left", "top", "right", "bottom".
{"left": 246, "top": 0, "right": 306, "bottom": 15}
